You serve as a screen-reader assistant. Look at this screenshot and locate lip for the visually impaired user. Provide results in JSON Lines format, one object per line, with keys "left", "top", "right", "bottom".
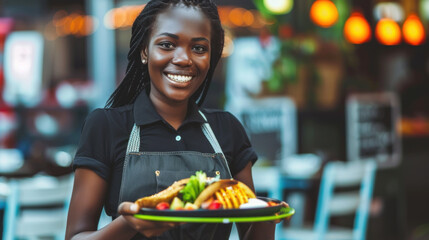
{"left": 164, "top": 71, "right": 195, "bottom": 76}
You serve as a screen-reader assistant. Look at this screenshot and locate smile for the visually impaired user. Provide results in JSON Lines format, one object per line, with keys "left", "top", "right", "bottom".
{"left": 166, "top": 73, "right": 193, "bottom": 83}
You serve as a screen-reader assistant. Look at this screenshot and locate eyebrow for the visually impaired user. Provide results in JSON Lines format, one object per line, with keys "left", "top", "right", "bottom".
{"left": 157, "top": 32, "right": 209, "bottom": 43}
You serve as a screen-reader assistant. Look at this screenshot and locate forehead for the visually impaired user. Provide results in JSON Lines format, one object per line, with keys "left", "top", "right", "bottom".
{"left": 151, "top": 4, "right": 211, "bottom": 39}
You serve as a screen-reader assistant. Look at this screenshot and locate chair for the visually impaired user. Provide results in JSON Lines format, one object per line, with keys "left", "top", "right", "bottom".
{"left": 3, "top": 174, "right": 74, "bottom": 240}
{"left": 280, "top": 160, "right": 377, "bottom": 240}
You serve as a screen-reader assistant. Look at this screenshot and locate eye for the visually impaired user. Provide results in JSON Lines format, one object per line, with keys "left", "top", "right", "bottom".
{"left": 158, "top": 42, "right": 175, "bottom": 50}
{"left": 193, "top": 45, "right": 208, "bottom": 54}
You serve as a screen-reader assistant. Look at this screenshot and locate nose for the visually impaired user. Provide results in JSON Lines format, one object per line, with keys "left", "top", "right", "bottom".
{"left": 172, "top": 48, "right": 192, "bottom": 66}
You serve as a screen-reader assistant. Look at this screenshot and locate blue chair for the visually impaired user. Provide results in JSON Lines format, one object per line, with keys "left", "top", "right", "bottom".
{"left": 281, "top": 160, "right": 377, "bottom": 240}
{"left": 3, "top": 174, "right": 73, "bottom": 240}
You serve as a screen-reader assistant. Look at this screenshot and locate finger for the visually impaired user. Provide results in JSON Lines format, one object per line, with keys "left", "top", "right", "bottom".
{"left": 167, "top": 222, "right": 177, "bottom": 228}
{"left": 272, "top": 216, "right": 291, "bottom": 224}
{"left": 280, "top": 201, "right": 289, "bottom": 208}
{"left": 118, "top": 202, "right": 139, "bottom": 215}
{"left": 166, "top": 222, "right": 184, "bottom": 228}
{"left": 272, "top": 215, "right": 283, "bottom": 224}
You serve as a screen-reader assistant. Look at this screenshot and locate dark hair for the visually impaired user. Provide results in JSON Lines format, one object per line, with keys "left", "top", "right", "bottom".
{"left": 106, "top": 0, "right": 224, "bottom": 108}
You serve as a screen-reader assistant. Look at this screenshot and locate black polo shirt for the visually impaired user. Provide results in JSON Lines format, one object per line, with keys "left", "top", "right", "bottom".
{"left": 73, "top": 91, "right": 258, "bottom": 216}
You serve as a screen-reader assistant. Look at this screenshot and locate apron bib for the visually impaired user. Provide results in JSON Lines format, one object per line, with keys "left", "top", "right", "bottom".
{"left": 118, "top": 111, "right": 233, "bottom": 240}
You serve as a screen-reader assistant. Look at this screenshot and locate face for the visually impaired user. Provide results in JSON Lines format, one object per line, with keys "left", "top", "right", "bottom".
{"left": 144, "top": 4, "right": 211, "bottom": 105}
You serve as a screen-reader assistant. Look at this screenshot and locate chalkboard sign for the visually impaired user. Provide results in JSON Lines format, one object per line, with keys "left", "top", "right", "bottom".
{"left": 347, "top": 92, "right": 401, "bottom": 168}
{"left": 236, "top": 97, "right": 297, "bottom": 166}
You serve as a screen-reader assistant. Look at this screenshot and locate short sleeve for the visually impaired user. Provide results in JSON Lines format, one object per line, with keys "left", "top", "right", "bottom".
{"left": 72, "top": 109, "right": 111, "bottom": 180}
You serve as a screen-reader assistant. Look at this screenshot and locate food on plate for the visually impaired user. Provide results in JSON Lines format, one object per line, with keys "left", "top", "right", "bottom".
{"left": 193, "top": 178, "right": 255, "bottom": 209}
{"left": 134, "top": 171, "right": 277, "bottom": 210}
{"left": 239, "top": 198, "right": 268, "bottom": 209}
{"left": 135, "top": 178, "right": 190, "bottom": 209}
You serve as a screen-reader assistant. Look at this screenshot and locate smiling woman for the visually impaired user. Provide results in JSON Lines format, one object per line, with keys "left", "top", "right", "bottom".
{"left": 65, "top": 1, "right": 284, "bottom": 240}
{"left": 144, "top": 5, "right": 211, "bottom": 114}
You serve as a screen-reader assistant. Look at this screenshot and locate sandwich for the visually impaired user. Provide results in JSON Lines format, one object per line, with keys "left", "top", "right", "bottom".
{"left": 135, "top": 171, "right": 275, "bottom": 210}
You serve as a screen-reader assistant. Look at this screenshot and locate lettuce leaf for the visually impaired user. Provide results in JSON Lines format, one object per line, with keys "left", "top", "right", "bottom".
{"left": 180, "top": 171, "right": 207, "bottom": 203}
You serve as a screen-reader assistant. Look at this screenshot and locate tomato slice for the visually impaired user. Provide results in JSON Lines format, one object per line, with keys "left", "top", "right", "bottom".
{"left": 208, "top": 200, "right": 222, "bottom": 210}
{"left": 156, "top": 202, "right": 170, "bottom": 210}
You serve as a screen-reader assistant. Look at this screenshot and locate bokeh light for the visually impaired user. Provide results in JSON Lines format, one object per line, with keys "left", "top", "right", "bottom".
{"left": 375, "top": 18, "right": 401, "bottom": 45}
{"left": 402, "top": 14, "right": 425, "bottom": 45}
{"left": 263, "top": 0, "right": 293, "bottom": 15}
{"left": 50, "top": 11, "right": 96, "bottom": 38}
{"left": 374, "top": 2, "right": 404, "bottom": 22}
{"left": 222, "top": 28, "right": 235, "bottom": 58}
{"left": 229, "top": 8, "right": 245, "bottom": 27}
{"left": 310, "top": 0, "right": 339, "bottom": 28}
{"left": 344, "top": 12, "right": 372, "bottom": 44}
{"left": 104, "top": 5, "right": 144, "bottom": 29}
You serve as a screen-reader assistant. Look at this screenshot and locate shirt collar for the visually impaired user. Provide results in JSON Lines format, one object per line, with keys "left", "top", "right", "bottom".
{"left": 133, "top": 91, "right": 206, "bottom": 126}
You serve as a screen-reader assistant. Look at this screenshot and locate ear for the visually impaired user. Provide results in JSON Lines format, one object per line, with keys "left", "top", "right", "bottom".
{"left": 140, "top": 48, "right": 148, "bottom": 60}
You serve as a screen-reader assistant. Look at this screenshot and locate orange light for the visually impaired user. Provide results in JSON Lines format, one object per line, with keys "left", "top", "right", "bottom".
{"left": 242, "top": 10, "right": 255, "bottom": 26}
{"left": 375, "top": 18, "right": 401, "bottom": 45}
{"left": 402, "top": 14, "right": 425, "bottom": 45}
{"left": 58, "top": 16, "right": 72, "bottom": 36}
{"left": 122, "top": 6, "right": 143, "bottom": 28}
{"left": 113, "top": 8, "right": 127, "bottom": 28}
{"left": 69, "top": 14, "right": 83, "bottom": 35}
{"left": 344, "top": 12, "right": 371, "bottom": 44}
{"left": 229, "top": 8, "right": 245, "bottom": 27}
{"left": 309, "top": 0, "right": 339, "bottom": 28}
{"left": 218, "top": 7, "right": 231, "bottom": 26}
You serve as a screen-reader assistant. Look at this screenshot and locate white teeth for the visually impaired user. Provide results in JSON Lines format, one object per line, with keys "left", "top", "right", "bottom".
{"left": 167, "top": 74, "right": 192, "bottom": 83}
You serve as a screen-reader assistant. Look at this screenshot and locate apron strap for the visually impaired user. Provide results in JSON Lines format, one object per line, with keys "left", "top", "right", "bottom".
{"left": 198, "top": 111, "right": 223, "bottom": 154}
{"left": 126, "top": 124, "right": 140, "bottom": 154}
{"left": 199, "top": 110, "right": 232, "bottom": 178}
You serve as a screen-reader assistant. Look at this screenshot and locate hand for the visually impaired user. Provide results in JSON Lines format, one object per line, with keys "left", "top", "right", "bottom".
{"left": 280, "top": 201, "right": 289, "bottom": 208}
{"left": 118, "top": 202, "right": 180, "bottom": 238}
{"left": 273, "top": 201, "right": 291, "bottom": 224}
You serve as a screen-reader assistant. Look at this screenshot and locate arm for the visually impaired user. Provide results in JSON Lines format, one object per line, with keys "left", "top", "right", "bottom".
{"left": 65, "top": 169, "right": 176, "bottom": 240}
{"left": 65, "top": 168, "right": 137, "bottom": 240}
{"left": 234, "top": 162, "right": 276, "bottom": 240}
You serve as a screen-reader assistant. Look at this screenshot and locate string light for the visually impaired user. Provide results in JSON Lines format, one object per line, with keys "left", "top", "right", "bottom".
{"left": 402, "top": 14, "right": 426, "bottom": 45}
{"left": 50, "top": 11, "right": 97, "bottom": 37}
{"left": 344, "top": 12, "right": 371, "bottom": 44}
{"left": 310, "top": 0, "right": 339, "bottom": 28}
{"left": 375, "top": 18, "right": 401, "bottom": 45}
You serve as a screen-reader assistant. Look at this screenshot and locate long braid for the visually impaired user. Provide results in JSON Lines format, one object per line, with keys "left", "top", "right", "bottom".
{"left": 106, "top": 0, "right": 224, "bottom": 108}
{"left": 192, "top": 1, "right": 224, "bottom": 105}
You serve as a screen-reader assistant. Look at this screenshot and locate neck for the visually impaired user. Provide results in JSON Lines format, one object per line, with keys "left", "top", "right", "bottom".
{"left": 149, "top": 94, "right": 189, "bottom": 130}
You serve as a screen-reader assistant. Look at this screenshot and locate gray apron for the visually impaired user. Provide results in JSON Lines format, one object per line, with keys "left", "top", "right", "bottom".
{"left": 118, "top": 111, "right": 233, "bottom": 240}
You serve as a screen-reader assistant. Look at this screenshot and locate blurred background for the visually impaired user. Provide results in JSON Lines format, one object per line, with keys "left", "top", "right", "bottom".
{"left": 0, "top": 0, "right": 429, "bottom": 239}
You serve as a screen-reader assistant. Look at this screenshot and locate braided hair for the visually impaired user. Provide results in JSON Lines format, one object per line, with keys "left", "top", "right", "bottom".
{"left": 105, "top": 0, "right": 224, "bottom": 108}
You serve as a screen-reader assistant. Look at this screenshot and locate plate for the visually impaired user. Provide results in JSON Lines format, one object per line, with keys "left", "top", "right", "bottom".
{"left": 138, "top": 197, "right": 281, "bottom": 217}
{"left": 134, "top": 206, "right": 294, "bottom": 223}
{"left": 134, "top": 197, "right": 295, "bottom": 223}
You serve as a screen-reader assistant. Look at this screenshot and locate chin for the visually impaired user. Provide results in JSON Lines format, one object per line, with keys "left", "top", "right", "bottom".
{"left": 167, "top": 93, "right": 193, "bottom": 103}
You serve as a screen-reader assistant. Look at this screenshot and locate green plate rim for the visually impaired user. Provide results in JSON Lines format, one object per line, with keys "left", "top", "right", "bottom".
{"left": 133, "top": 207, "right": 295, "bottom": 223}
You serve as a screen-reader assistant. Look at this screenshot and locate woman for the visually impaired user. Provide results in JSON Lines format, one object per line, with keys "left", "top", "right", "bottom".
{"left": 66, "top": 0, "right": 279, "bottom": 239}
